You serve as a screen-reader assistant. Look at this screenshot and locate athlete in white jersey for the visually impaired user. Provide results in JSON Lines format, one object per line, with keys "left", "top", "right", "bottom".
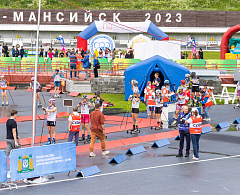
{"left": 131, "top": 79, "right": 139, "bottom": 94}
{"left": 155, "top": 89, "right": 163, "bottom": 128}
{"left": 0, "top": 76, "right": 9, "bottom": 106}
{"left": 43, "top": 99, "right": 57, "bottom": 144}
{"left": 30, "top": 77, "right": 42, "bottom": 107}
{"left": 129, "top": 88, "right": 140, "bottom": 132}
{"left": 77, "top": 95, "right": 93, "bottom": 141}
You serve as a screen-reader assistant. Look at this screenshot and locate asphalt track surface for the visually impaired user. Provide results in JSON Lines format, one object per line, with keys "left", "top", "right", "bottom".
{"left": 1, "top": 90, "right": 240, "bottom": 194}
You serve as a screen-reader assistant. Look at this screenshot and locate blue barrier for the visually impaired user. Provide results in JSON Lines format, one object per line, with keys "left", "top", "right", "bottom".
{"left": 0, "top": 151, "right": 7, "bottom": 182}
{"left": 175, "top": 135, "right": 180, "bottom": 140}
{"left": 233, "top": 118, "right": 240, "bottom": 124}
{"left": 215, "top": 121, "right": 230, "bottom": 131}
{"left": 202, "top": 126, "right": 212, "bottom": 134}
{"left": 109, "top": 154, "right": 126, "bottom": 164}
{"left": 151, "top": 138, "right": 170, "bottom": 148}
{"left": 9, "top": 142, "right": 76, "bottom": 181}
{"left": 126, "top": 145, "right": 146, "bottom": 155}
{"left": 76, "top": 165, "right": 101, "bottom": 178}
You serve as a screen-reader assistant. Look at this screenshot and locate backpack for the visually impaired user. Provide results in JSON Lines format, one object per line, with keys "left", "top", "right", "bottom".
{"left": 96, "top": 60, "right": 100, "bottom": 69}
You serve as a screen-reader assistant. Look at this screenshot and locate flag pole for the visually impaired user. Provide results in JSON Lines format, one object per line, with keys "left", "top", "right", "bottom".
{"left": 32, "top": 0, "right": 41, "bottom": 147}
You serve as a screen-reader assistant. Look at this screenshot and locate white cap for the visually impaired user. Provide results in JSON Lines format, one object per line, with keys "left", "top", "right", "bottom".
{"left": 191, "top": 107, "right": 199, "bottom": 113}
{"left": 31, "top": 77, "right": 34, "bottom": 81}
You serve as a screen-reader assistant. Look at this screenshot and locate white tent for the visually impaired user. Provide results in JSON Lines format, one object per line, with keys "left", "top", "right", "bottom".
{"left": 134, "top": 41, "right": 181, "bottom": 61}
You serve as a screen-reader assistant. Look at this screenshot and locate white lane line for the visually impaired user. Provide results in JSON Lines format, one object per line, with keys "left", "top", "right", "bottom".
{"left": 1, "top": 154, "right": 240, "bottom": 191}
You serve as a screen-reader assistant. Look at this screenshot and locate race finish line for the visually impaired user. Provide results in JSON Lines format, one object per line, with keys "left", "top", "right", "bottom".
{"left": 1, "top": 154, "right": 240, "bottom": 191}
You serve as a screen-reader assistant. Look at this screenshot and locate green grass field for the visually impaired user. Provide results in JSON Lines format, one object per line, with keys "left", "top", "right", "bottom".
{"left": 1, "top": 0, "right": 240, "bottom": 10}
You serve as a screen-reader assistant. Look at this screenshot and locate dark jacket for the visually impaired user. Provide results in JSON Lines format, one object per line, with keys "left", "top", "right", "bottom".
{"left": 20, "top": 48, "right": 24, "bottom": 55}
{"left": 177, "top": 111, "right": 190, "bottom": 131}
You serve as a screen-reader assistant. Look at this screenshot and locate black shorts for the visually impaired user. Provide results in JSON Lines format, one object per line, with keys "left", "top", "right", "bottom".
{"left": 131, "top": 108, "right": 139, "bottom": 114}
{"left": 192, "top": 86, "right": 200, "bottom": 92}
{"left": 47, "top": 121, "right": 56, "bottom": 126}
{"left": 149, "top": 106, "right": 155, "bottom": 112}
{"left": 36, "top": 89, "right": 40, "bottom": 92}
{"left": 155, "top": 107, "right": 162, "bottom": 114}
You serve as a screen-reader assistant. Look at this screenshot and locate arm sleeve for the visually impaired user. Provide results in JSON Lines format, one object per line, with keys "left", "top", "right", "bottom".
{"left": 12, "top": 120, "right": 17, "bottom": 129}
{"left": 100, "top": 113, "right": 104, "bottom": 125}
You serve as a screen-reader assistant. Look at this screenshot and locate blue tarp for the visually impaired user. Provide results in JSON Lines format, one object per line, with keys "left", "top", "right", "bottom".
{"left": 125, "top": 55, "right": 190, "bottom": 100}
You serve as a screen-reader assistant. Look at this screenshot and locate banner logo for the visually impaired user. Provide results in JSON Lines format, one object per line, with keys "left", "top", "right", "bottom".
{"left": 17, "top": 154, "right": 34, "bottom": 173}
{"left": 90, "top": 34, "right": 115, "bottom": 55}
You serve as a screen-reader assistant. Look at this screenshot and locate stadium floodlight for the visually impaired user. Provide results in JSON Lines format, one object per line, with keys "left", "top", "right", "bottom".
{"left": 32, "top": 0, "right": 41, "bottom": 147}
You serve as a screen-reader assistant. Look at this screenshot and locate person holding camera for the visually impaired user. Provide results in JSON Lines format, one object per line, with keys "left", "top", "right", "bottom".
{"left": 42, "top": 99, "right": 57, "bottom": 145}
{"left": 94, "top": 91, "right": 103, "bottom": 112}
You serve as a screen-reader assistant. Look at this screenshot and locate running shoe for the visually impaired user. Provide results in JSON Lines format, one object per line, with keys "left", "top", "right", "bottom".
{"left": 54, "top": 94, "right": 57, "bottom": 98}
{"left": 2, "top": 101, "right": 4, "bottom": 106}
{"left": 102, "top": 151, "right": 109, "bottom": 156}
{"left": 193, "top": 156, "right": 199, "bottom": 161}
{"left": 5, "top": 101, "right": 8, "bottom": 106}
{"left": 90, "top": 152, "right": 96, "bottom": 157}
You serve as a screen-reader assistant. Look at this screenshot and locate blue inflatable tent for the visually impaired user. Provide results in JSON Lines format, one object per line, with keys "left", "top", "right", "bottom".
{"left": 125, "top": 55, "right": 190, "bottom": 100}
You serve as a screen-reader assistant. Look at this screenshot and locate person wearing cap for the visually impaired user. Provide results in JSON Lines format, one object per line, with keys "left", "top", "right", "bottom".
{"left": 42, "top": 99, "right": 57, "bottom": 144}
{"left": 161, "top": 80, "right": 170, "bottom": 103}
{"left": 30, "top": 77, "right": 42, "bottom": 107}
{"left": 172, "top": 86, "right": 186, "bottom": 125}
{"left": 199, "top": 90, "right": 213, "bottom": 121}
{"left": 129, "top": 88, "right": 140, "bottom": 132}
{"left": 89, "top": 103, "right": 109, "bottom": 157}
{"left": 144, "top": 81, "right": 152, "bottom": 115}
{"left": 185, "top": 74, "right": 191, "bottom": 88}
{"left": 176, "top": 106, "right": 191, "bottom": 157}
{"left": 81, "top": 51, "right": 90, "bottom": 80}
{"left": 52, "top": 69, "right": 63, "bottom": 98}
{"left": 78, "top": 95, "right": 93, "bottom": 141}
{"left": 148, "top": 85, "right": 156, "bottom": 119}
{"left": 191, "top": 72, "right": 200, "bottom": 107}
{"left": 68, "top": 106, "right": 81, "bottom": 146}
{"left": 0, "top": 76, "right": 9, "bottom": 106}
{"left": 131, "top": 79, "right": 138, "bottom": 93}
{"left": 185, "top": 108, "right": 203, "bottom": 161}
{"left": 153, "top": 72, "right": 161, "bottom": 90}
{"left": 94, "top": 91, "right": 103, "bottom": 112}
{"left": 203, "top": 83, "right": 212, "bottom": 96}
{"left": 155, "top": 89, "right": 163, "bottom": 128}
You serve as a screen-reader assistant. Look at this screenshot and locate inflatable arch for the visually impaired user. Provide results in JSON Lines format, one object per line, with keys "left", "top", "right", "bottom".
{"left": 77, "top": 21, "right": 169, "bottom": 51}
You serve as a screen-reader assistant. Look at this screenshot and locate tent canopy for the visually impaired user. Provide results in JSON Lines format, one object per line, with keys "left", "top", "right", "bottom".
{"left": 125, "top": 55, "right": 190, "bottom": 100}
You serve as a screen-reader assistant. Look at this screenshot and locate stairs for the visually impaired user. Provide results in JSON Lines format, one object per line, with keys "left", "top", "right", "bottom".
{"left": 66, "top": 79, "right": 91, "bottom": 93}
{"left": 42, "top": 82, "right": 54, "bottom": 92}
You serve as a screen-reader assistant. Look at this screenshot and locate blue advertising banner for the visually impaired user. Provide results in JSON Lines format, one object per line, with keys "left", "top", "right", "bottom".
{"left": 0, "top": 150, "right": 7, "bottom": 182}
{"left": 9, "top": 142, "right": 76, "bottom": 181}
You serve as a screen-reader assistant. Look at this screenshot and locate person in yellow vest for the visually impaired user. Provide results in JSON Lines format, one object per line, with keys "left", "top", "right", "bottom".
{"left": 199, "top": 90, "right": 213, "bottom": 121}
{"left": 68, "top": 106, "right": 81, "bottom": 146}
{"left": 185, "top": 108, "right": 202, "bottom": 161}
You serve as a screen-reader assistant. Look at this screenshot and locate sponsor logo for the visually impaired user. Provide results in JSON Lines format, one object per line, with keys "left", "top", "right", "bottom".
{"left": 90, "top": 34, "right": 115, "bottom": 55}
{"left": 18, "top": 154, "right": 34, "bottom": 173}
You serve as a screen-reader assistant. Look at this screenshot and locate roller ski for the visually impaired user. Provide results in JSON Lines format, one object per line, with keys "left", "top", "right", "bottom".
{"left": 169, "top": 120, "right": 178, "bottom": 129}
{"left": 79, "top": 135, "right": 91, "bottom": 144}
{"left": 127, "top": 127, "right": 140, "bottom": 134}
{"left": 155, "top": 121, "right": 163, "bottom": 130}
{"left": 234, "top": 104, "right": 240, "bottom": 109}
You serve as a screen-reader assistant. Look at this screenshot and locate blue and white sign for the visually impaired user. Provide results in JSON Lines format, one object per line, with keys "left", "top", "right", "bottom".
{"left": 0, "top": 151, "right": 7, "bottom": 182}
{"left": 232, "top": 43, "right": 240, "bottom": 54}
{"left": 90, "top": 34, "right": 115, "bottom": 55}
{"left": 9, "top": 142, "right": 76, "bottom": 181}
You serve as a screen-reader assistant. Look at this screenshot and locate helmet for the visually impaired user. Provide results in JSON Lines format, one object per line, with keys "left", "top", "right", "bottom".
{"left": 190, "top": 72, "right": 196, "bottom": 77}
{"left": 55, "top": 69, "right": 59, "bottom": 72}
{"left": 151, "top": 85, "right": 156, "bottom": 89}
{"left": 156, "top": 89, "right": 161, "bottom": 94}
{"left": 133, "top": 80, "right": 138, "bottom": 85}
{"left": 185, "top": 74, "right": 190, "bottom": 77}
{"left": 181, "top": 80, "right": 185, "bottom": 85}
{"left": 82, "top": 95, "right": 88, "bottom": 99}
{"left": 164, "top": 80, "right": 169, "bottom": 85}
{"left": 31, "top": 77, "right": 34, "bottom": 81}
{"left": 133, "top": 89, "right": 139, "bottom": 94}
{"left": 178, "top": 86, "right": 183, "bottom": 91}
{"left": 95, "top": 91, "right": 100, "bottom": 96}
{"left": 49, "top": 99, "right": 55, "bottom": 103}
